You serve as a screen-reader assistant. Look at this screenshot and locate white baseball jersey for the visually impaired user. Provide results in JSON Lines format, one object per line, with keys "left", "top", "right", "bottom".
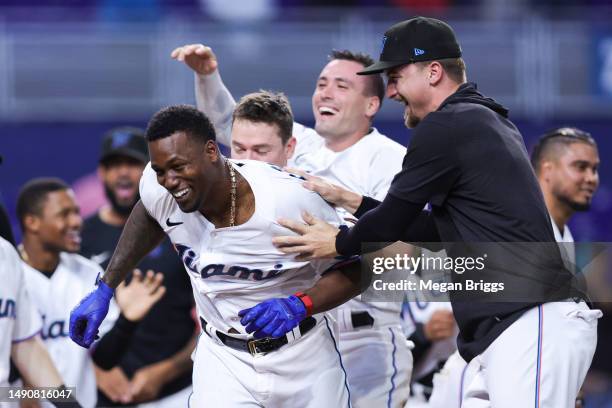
{"left": 195, "top": 71, "right": 406, "bottom": 328}
{"left": 0, "top": 238, "right": 41, "bottom": 388}
{"left": 139, "top": 159, "right": 344, "bottom": 332}
{"left": 21, "top": 253, "right": 119, "bottom": 408}
{"left": 195, "top": 72, "right": 409, "bottom": 407}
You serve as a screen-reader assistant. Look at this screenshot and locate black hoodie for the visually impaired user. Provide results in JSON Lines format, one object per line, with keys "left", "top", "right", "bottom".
{"left": 338, "top": 82, "right": 577, "bottom": 361}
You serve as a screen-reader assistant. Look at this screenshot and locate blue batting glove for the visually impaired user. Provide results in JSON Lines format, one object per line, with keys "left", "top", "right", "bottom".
{"left": 238, "top": 295, "right": 307, "bottom": 339}
{"left": 69, "top": 279, "right": 114, "bottom": 348}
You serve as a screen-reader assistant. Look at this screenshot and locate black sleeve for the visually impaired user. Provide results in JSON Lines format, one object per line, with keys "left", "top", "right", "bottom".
{"left": 91, "top": 314, "right": 138, "bottom": 370}
{"left": 408, "top": 323, "right": 433, "bottom": 363}
{"left": 353, "top": 195, "right": 441, "bottom": 245}
{"left": 335, "top": 194, "right": 427, "bottom": 255}
{"left": 388, "top": 118, "right": 458, "bottom": 207}
{"left": 354, "top": 196, "right": 381, "bottom": 218}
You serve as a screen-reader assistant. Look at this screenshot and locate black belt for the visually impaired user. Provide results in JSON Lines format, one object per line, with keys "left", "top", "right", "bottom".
{"left": 351, "top": 311, "right": 375, "bottom": 328}
{"left": 200, "top": 316, "right": 317, "bottom": 356}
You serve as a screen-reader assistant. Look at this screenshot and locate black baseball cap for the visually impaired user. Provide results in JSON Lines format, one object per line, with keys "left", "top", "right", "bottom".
{"left": 99, "top": 127, "right": 148, "bottom": 164}
{"left": 358, "top": 17, "right": 462, "bottom": 75}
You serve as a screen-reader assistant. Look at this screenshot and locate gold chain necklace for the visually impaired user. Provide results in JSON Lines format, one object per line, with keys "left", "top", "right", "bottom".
{"left": 226, "top": 159, "right": 237, "bottom": 227}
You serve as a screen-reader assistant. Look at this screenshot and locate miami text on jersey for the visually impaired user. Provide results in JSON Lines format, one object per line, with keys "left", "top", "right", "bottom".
{"left": 176, "top": 244, "right": 287, "bottom": 281}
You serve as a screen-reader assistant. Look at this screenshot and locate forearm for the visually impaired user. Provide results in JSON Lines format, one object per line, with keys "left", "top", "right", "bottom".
{"left": 12, "top": 336, "right": 63, "bottom": 388}
{"left": 302, "top": 261, "right": 366, "bottom": 315}
{"left": 91, "top": 314, "right": 138, "bottom": 370}
{"left": 103, "top": 201, "right": 164, "bottom": 288}
{"left": 194, "top": 70, "right": 235, "bottom": 147}
{"left": 150, "top": 332, "right": 197, "bottom": 383}
{"left": 338, "top": 189, "right": 364, "bottom": 215}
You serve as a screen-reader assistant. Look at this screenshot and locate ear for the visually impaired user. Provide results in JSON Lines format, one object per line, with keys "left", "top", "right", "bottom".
{"left": 365, "top": 95, "right": 381, "bottom": 119}
{"left": 23, "top": 214, "right": 41, "bottom": 234}
{"left": 540, "top": 161, "right": 554, "bottom": 182}
{"left": 284, "top": 137, "right": 297, "bottom": 160}
{"left": 427, "top": 61, "right": 443, "bottom": 86}
{"left": 204, "top": 139, "right": 220, "bottom": 162}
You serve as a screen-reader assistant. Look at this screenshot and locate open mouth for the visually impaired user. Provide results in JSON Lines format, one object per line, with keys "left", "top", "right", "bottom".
{"left": 115, "top": 182, "right": 136, "bottom": 200}
{"left": 318, "top": 106, "right": 338, "bottom": 117}
{"left": 172, "top": 188, "right": 190, "bottom": 202}
{"left": 66, "top": 230, "right": 82, "bottom": 246}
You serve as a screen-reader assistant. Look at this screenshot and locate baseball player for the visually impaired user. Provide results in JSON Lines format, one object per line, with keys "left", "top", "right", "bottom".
{"left": 69, "top": 105, "right": 367, "bottom": 407}
{"left": 15, "top": 178, "right": 165, "bottom": 408}
{"left": 0, "top": 236, "right": 73, "bottom": 408}
{"left": 80, "top": 127, "right": 196, "bottom": 407}
{"left": 230, "top": 90, "right": 297, "bottom": 166}
{"left": 173, "top": 44, "right": 412, "bottom": 408}
{"left": 272, "top": 17, "right": 602, "bottom": 408}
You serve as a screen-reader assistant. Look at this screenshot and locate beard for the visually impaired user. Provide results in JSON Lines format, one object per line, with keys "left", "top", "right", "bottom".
{"left": 104, "top": 184, "right": 139, "bottom": 216}
{"left": 404, "top": 108, "right": 420, "bottom": 128}
{"left": 556, "top": 191, "right": 592, "bottom": 212}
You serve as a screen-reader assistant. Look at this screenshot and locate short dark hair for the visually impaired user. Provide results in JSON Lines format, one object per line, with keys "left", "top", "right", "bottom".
{"left": 329, "top": 49, "right": 385, "bottom": 107}
{"left": 416, "top": 57, "right": 467, "bottom": 84}
{"left": 531, "top": 127, "right": 598, "bottom": 174}
{"left": 145, "top": 104, "right": 216, "bottom": 143}
{"left": 232, "top": 91, "right": 294, "bottom": 144}
{"left": 17, "top": 178, "right": 69, "bottom": 230}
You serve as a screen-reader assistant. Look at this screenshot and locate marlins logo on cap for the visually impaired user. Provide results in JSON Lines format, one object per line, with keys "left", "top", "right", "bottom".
{"left": 359, "top": 16, "right": 462, "bottom": 75}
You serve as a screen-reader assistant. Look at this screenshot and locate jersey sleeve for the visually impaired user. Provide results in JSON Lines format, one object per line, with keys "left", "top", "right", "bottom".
{"left": 388, "top": 117, "right": 459, "bottom": 207}
{"left": 138, "top": 163, "right": 175, "bottom": 225}
{"left": 194, "top": 70, "right": 236, "bottom": 147}
{"left": 5, "top": 245, "right": 42, "bottom": 342}
{"left": 367, "top": 141, "right": 406, "bottom": 201}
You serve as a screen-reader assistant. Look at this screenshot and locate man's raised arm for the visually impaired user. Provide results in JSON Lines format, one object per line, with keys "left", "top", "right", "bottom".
{"left": 171, "top": 44, "right": 235, "bottom": 147}
{"left": 69, "top": 201, "right": 164, "bottom": 348}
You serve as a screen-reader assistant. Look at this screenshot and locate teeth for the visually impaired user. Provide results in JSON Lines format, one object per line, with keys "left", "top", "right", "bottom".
{"left": 319, "top": 107, "right": 336, "bottom": 114}
{"left": 173, "top": 188, "right": 189, "bottom": 198}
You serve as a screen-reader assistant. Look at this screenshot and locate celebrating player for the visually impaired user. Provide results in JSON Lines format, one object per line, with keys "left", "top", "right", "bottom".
{"left": 69, "top": 105, "right": 367, "bottom": 407}
{"left": 80, "top": 127, "right": 196, "bottom": 406}
{"left": 272, "top": 17, "right": 601, "bottom": 408}
{"left": 15, "top": 177, "right": 166, "bottom": 408}
{"left": 173, "top": 44, "right": 412, "bottom": 408}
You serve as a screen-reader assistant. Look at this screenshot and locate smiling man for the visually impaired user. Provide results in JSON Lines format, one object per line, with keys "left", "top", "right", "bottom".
{"left": 230, "top": 90, "right": 296, "bottom": 166}
{"left": 532, "top": 127, "right": 600, "bottom": 247}
{"left": 271, "top": 17, "right": 601, "bottom": 408}
{"left": 80, "top": 128, "right": 196, "bottom": 407}
{"left": 69, "top": 105, "right": 368, "bottom": 407}
{"left": 173, "top": 45, "right": 412, "bottom": 408}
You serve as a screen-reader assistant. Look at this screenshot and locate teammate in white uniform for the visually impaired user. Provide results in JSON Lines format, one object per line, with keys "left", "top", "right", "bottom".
{"left": 172, "top": 44, "right": 411, "bottom": 407}
{"left": 0, "top": 236, "right": 69, "bottom": 408}
{"left": 69, "top": 105, "right": 368, "bottom": 407}
{"left": 16, "top": 178, "right": 164, "bottom": 408}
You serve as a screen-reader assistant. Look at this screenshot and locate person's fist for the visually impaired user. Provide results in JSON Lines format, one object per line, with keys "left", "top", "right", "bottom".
{"left": 69, "top": 279, "right": 114, "bottom": 348}
{"left": 239, "top": 296, "right": 307, "bottom": 339}
{"left": 170, "top": 44, "right": 218, "bottom": 75}
{"left": 424, "top": 309, "right": 456, "bottom": 341}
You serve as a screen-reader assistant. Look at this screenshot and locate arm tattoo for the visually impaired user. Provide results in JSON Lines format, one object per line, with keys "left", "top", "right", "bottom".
{"left": 102, "top": 200, "right": 165, "bottom": 288}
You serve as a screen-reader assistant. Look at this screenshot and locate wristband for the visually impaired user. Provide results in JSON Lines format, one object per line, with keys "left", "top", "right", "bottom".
{"left": 294, "top": 292, "right": 313, "bottom": 316}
